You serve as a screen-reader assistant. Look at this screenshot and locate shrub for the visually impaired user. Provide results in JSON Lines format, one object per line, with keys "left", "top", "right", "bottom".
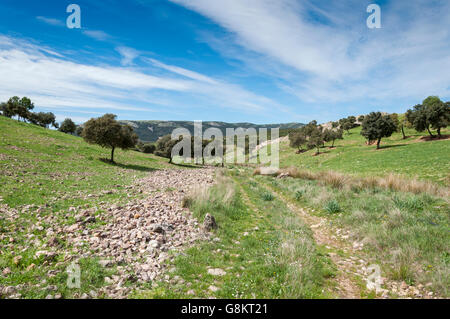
{"left": 392, "top": 196, "right": 424, "bottom": 212}
{"left": 324, "top": 200, "right": 341, "bottom": 214}
{"left": 181, "top": 196, "right": 194, "bottom": 208}
{"left": 319, "top": 171, "right": 348, "bottom": 189}
{"left": 141, "top": 143, "right": 156, "bottom": 154}
{"left": 262, "top": 192, "right": 274, "bottom": 201}
{"left": 295, "top": 189, "right": 305, "bottom": 201}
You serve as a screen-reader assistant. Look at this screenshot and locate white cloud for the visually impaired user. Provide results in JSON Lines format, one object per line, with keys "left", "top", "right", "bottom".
{"left": 145, "top": 58, "right": 218, "bottom": 84}
{"left": 82, "top": 30, "right": 112, "bottom": 41}
{"left": 36, "top": 16, "right": 65, "bottom": 27}
{"left": 171, "top": 0, "right": 450, "bottom": 104}
{"left": 116, "top": 46, "right": 140, "bottom": 66}
{"left": 0, "top": 35, "right": 287, "bottom": 120}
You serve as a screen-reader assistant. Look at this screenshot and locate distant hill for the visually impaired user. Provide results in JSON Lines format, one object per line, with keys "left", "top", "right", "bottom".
{"left": 119, "top": 120, "right": 304, "bottom": 142}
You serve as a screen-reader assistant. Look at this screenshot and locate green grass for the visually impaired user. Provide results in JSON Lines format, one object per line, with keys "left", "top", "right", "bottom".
{"left": 255, "top": 174, "right": 450, "bottom": 297}
{"left": 0, "top": 116, "right": 172, "bottom": 210}
{"left": 134, "top": 172, "right": 335, "bottom": 299}
{"left": 0, "top": 116, "right": 173, "bottom": 298}
{"left": 279, "top": 126, "right": 450, "bottom": 184}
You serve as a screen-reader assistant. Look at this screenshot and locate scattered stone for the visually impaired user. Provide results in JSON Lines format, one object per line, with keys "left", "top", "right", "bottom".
{"left": 1, "top": 168, "right": 215, "bottom": 299}
{"left": 13, "top": 256, "right": 22, "bottom": 265}
{"left": 258, "top": 167, "right": 279, "bottom": 176}
{"left": 209, "top": 285, "right": 219, "bottom": 292}
{"left": 99, "top": 260, "right": 113, "bottom": 267}
{"left": 81, "top": 216, "right": 96, "bottom": 225}
{"left": 26, "top": 264, "right": 36, "bottom": 271}
{"left": 203, "top": 214, "right": 217, "bottom": 231}
{"left": 150, "top": 224, "right": 165, "bottom": 234}
{"left": 208, "top": 268, "right": 226, "bottom": 276}
{"left": 149, "top": 240, "right": 160, "bottom": 249}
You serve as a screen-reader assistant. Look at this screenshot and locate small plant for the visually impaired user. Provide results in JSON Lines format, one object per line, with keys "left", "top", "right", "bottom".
{"left": 181, "top": 196, "right": 194, "bottom": 208}
{"left": 324, "top": 200, "right": 341, "bottom": 214}
{"left": 392, "top": 195, "right": 424, "bottom": 212}
{"left": 262, "top": 192, "right": 274, "bottom": 201}
{"left": 295, "top": 189, "right": 305, "bottom": 201}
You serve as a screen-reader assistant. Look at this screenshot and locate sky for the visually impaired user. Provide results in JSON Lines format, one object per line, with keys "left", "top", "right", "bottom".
{"left": 0, "top": 0, "right": 449, "bottom": 124}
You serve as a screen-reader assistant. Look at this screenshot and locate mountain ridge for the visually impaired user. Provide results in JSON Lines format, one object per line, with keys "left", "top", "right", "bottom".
{"left": 119, "top": 120, "right": 304, "bottom": 142}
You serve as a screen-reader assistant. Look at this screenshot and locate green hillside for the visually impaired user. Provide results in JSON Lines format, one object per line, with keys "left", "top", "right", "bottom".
{"left": 0, "top": 116, "right": 169, "bottom": 209}
{"left": 119, "top": 120, "right": 304, "bottom": 142}
{"left": 279, "top": 125, "right": 450, "bottom": 185}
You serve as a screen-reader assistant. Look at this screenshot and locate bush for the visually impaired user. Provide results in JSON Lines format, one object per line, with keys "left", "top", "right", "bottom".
{"left": 141, "top": 143, "right": 156, "bottom": 154}
{"left": 262, "top": 192, "right": 274, "bottom": 201}
{"left": 295, "top": 189, "right": 305, "bottom": 201}
{"left": 324, "top": 200, "right": 341, "bottom": 214}
{"left": 392, "top": 196, "right": 424, "bottom": 212}
{"left": 181, "top": 196, "right": 194, "bottom": 208}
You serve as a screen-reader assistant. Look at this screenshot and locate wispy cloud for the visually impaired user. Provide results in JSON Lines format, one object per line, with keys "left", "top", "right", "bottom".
{"left": 82, "top": 30, "right": 112, "bottom": 41}
{"left": 0, "top": 35, "right": 287, "bottom": 120}
{"left": 116, "top": 46, "right": 140, "bottom": 66}
{"left": 145, "top": 58, "right": 218, "bottom": 84}
{"left": 171, "top": 0, "right": 450, "bottom": 104}
{"left": 36, "top": 16, "right": 65, "bottom": 27}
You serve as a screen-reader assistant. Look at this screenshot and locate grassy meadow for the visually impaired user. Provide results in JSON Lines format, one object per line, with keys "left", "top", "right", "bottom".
{"left": 1, "top": 115, "right": 449, "bottom": 299}
{"left": 0, "top": 116, "right": 170, "bottom": 209}
{"left": 279, "top": 125, "right": 450, "bottom": 185}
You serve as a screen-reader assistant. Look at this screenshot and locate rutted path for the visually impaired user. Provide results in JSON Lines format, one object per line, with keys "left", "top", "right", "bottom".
{"left": 255, "top": 179, "right": 362, "bottom": 298}
{"left": 256, "top": 177, "right": 437, "bottom": 299}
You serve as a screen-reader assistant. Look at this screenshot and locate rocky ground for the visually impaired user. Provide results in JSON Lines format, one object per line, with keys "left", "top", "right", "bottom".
{"left": 0, "top": 168, "right": 216, "bottom": 299}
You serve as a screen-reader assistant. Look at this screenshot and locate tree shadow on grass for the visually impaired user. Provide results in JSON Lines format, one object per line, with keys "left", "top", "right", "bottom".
{"left": 377, "top": 144, "right": 407, "bottom": 150}
{"left": 99, "top": 158, "right": 157, "bottom": 172}
{"left": 170, "top": 162, "right": 201, "bottom": 169}
{"left": 419, "top": 135, "right": 450, "bottom": 142}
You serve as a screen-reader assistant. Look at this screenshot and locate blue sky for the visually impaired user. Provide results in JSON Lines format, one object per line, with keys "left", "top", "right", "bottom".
{"left": 0, "top": 0, "right": 449, "bottom": 124}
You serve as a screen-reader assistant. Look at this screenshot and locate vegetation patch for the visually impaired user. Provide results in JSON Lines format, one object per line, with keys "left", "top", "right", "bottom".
{"left": 256, "top": 174, "right": 450, "bottom": 297}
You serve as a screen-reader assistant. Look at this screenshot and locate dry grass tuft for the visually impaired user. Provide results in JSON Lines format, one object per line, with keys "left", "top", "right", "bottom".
{"left": 254, "top": 166, "right": 450, "bottom": 198}
{"left": 318, "top": 171, "right": 348, "bottom": 189}
{"left": 377, "top": 173, "right": 449, "bottom": 198}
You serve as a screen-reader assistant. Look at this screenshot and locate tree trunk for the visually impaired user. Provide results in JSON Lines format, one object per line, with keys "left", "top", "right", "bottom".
{"left": 401, "top": 125, "right": 406, "bottom": 139}
{"left": 437, "top": 127, "right": 442, "bottom": 138}
{"left": 376, "top": 138, "right": 381, "bottom": 149}
{"left": 331, "top": 139, "right": 335, "bottom": 147}
{"left": 169, "top": 156, "right": 172, "bottom": 164}
{"left": 427, "top": 126, "right": 435, "bottom": 138}
{"left": 110, "top": 147, "right": 115, "bottom": 163}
